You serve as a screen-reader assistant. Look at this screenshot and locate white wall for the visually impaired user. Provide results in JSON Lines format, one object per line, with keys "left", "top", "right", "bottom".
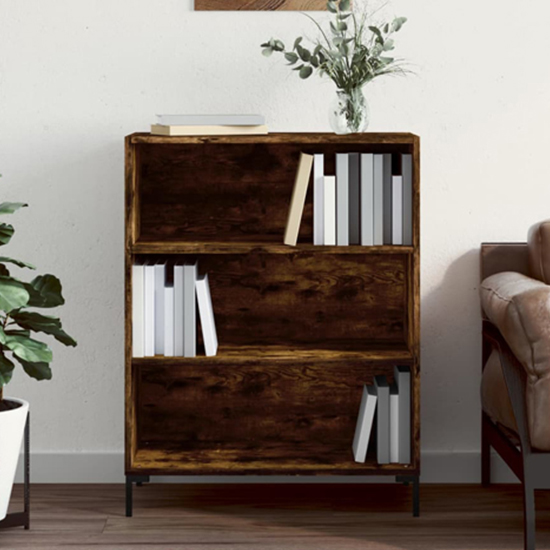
{"left": 2, "top": 0, "right": 550, "bottom": 482}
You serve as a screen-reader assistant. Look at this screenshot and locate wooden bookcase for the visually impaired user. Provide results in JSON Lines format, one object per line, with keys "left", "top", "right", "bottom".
{"left": 124, "top": 132, "right": 421, "bottom": 515}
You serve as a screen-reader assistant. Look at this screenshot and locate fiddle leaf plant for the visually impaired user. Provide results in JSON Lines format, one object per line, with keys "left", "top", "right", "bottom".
{"left": 0, "top": 199, "right": 76, "bottom": 403}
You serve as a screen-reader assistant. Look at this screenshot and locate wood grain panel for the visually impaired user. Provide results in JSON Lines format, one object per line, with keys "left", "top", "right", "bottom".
{"left": 195, "top": 0, "right": 326, "bottom": 9}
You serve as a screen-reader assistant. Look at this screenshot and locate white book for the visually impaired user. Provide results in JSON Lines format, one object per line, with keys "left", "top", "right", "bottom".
{"left": 323, "top": 176, "right": 336, "bottom": 245}
{"left": 144, "top": 263, "right": 156, "bottom": 357}
{"left": 395, "top": 365, "right": 411, "bottom": 464}
{"left": 392, "top": 176, "right": 403, "bottom": 245}
{"left": 374, "top": 375, "right": 390, "bottom": 464}
{"left": 156, "top": 114, "right": 265, "bottom": 126}
{"left": 348, "top": 153, "right": 360, "bottom": 245}
{"left": 313, "top": 154, "right": 325, "bottom": 245}
{"left": 132, "top": 265, "right": 145, "bottom": 358}
{"left": 352, "top": 385, "right": 378, "bottom": 463}
{"left": 373, "top": 155, "right": 384, "bottom": 246}
{"left": 183, "top": 262, "right": 198, "bottom": 357}
{"left": 174, "top": 265, "right": 185, "bottom": 356}
{"left": 390, "top": 383, "right": 399, "bottom": 463}
{"left": 196, "top": 274, "right": 218, "bottom": 357}
{"left": 164, "top": 286, "right": 175, "bottom": 357}
{"left": 336, "top": 154, "right": 349, "bottom": 246}
{"left": 360, "top": 154, "right": 374, "bottom": 246}
{"left": 154, "top": 263, "right": 166, "bottom": 356}
{"left": 402, "top": 154, "right": 413, "bottom": 246}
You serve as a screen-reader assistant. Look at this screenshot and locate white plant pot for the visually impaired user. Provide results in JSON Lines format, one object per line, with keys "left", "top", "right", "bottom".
{"left": 0, "top": 397, "right": 28, "bottom": 521}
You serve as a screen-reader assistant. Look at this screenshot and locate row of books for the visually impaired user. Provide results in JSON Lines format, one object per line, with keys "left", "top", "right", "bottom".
{"left": 151, "top": 114, "right": 268, "bottom": 136}
{"left": 353, "top": 366, "right": 411, "bottom": 464}
{"left": 284, "top": 153, "right": 413, "bottom": 247}
{"left": 132, "top": 262, "right": 218, "bottom": 358}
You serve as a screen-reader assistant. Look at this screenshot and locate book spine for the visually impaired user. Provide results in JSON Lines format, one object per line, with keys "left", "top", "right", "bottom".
{"left": 402, "top": 154, "right": 413, "bottom": 246}
{"left": 323, "top": 176, "right": 336, "bottom": 246}
{"left": 284, "top": 153, "right": 314, "bottom": 246}
{"left": 360, "top": 154, "right": 374, "bottom": 246}
{"left": 392, "top": 176, "right": 403, "bottom": 245}
{"left": 336, "top": 154, "right": 349, "bottom": 246}
{"left": 375, "top": 375, "right": 390, "bottom": 464}
{"left": 183, "top": 262, "right": 198, "bottom": 357}
{"left": 395, "top": 366, "right": 411, "bottom": 464}
{"left": 174, "top": 265, "right": 184, "bottom": 356}
{"left": 131, "top": 265, "right": 145, "bottom": 358}
{"left": 390, "top": 384, "right": 399, "bottom": 463}
{"left": 373, "top": 155, "right": 384, "bottom": 246}
{"left": 383, "top": 154, "right": 393, "bottom": 245}
{"left": 154, "top": 264, "right": 166, "bottom": 356}
{"left": 164, "top": 286, "right": 175, "bottom": 357}
{"left": 144, "top": 264, "right": 155, "bottom": 357}
{"left": 196, "top": 274, "right": 218, "bottom": 357}
{"left": 348, "top": 153, "right": 360, "bottom": 245}
{"left": 313, "top": 154, "right": 325, "bottom": 246}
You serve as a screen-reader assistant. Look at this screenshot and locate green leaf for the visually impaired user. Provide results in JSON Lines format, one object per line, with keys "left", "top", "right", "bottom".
{"left": 391, "top": 16, "right": 407, "bottom": 32}
{"left": 310, "top": 55, "right": 319, "bottom": 68}
{"left": 379, "top": 56, "right": 395, "bottom": 65}
{"left": 5, "top": 334, "right": 53, "bottom": 363}
{"left": 0, "top": 224, "right": 14, "bottom": 246}
{"left": 0, "top": 265, "right": 10, "bottom": 277}
{"left": 327, "top": 1, "right": 337, "bottom": 12}
{"left": 15, "top": 357, "right": 52, "bottom": 381}
{"left": 284, "top": 52, "right": 299, "bottom": 64}
{"left": 299, "top": 65, "right": 313, "bottom": 79}
{"left": 383, "top": 23, "right": 389, "bottom": 33}
{"left": 0, "top": 276, "right": 29, "bottom": 312}
{"left": 25, "top": 274, "right": 65, "bottom": 308}
{"left": 336, "top": 21, "right": 347, "bottom": 31}
{"left": 0, "top": 353, "right": 14, "bottom": 386}
{"left": 369, "top": 25, "right": 384, "bottom": 44}
{"left": 383, "top": 39, "right": 395, "bottom": 51}
{"left": 297, "top": 46, "right": 311, "bottom": 62}
{"left": 293, "top": 37, "right": 303, "bottom": 50}
{"left": 0, "top": 202, "right": 27, "bottom": 215}
{"left": 0, "top": 257, "right": 35, "bottom": 269}
{"left": 273, "top": 39, "right": 285, "bottom": 51}
{"left": 293, "top": 63, "right": 305, "bottom": 71}
{"left": 11, "top": 311, "right": 77, "bottom": 347}
{"left": 339, "top": 0, "right": 350, "bottom": 11}
{"left": 5, "top": 329, "right": 30, "bottom": 337}
{"left": 262, "top": 48, "right": 273, "bottom": 57}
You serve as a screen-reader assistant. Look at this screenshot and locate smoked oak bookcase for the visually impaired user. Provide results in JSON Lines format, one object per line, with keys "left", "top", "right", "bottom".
{"left": 124, "top": 132, "right": 421, "bottom": 516}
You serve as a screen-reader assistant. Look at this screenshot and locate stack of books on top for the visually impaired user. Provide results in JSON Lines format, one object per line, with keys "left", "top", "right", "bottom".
{"left": 132, "top": 261, "right": 218, "bottom": 358}
{"left": 353, "top": 366, "right": 411, "bottom": 464}
{"left": 284, "top": 152, "right": 413, "bottom": 247}
{"left": 151, "top": 114, "right": 268, "bottom": 136}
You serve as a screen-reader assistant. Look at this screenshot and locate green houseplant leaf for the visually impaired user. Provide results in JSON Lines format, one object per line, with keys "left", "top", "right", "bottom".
{"left": 0, "top": 353, "right": 15, "bottom": 385}
{"left": 0, "top": 224, "right": 14, "bottom": 246}
{"left": 0, "top": 202, "right": 28, "bottom": 215}
{"left": 25, "top": 274, "right": 65, "bottom": 308}
{"left": 11, "top": 311, "right": 76, "bottom": 347}
{"left": 0, "top": 257, "right": 36, "bottom": 269}
{"left": 0, "top": 276, "right": 30, "bottom": 312}
{"left": 5, "top": 334, "right": 53, "bottom": 363}
{"left": 15, "top": 357, "right": 52, "bottom": 381}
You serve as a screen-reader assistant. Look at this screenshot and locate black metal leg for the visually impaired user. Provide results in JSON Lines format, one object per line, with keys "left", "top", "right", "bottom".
{"left": 0, "top": 412, "right": 30, "bottom": 530}
{"left": 125, "top": 477, "right": 133, "bottom": 518}
{"left": 412, "top": 475, "right": 420, "bottom": 518}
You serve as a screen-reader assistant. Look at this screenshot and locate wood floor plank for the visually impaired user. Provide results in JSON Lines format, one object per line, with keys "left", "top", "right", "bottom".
{"left": 2, "top": 484, "right": 550, "bottom": 549}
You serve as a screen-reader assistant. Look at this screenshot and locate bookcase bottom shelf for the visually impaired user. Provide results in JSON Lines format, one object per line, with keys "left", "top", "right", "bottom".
{"left": 130, "top": 447, "right": 416, "bottom": 476}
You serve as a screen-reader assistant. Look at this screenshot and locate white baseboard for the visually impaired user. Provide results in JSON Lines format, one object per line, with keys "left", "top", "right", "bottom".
{"left": 15, "top": 451, "right": 519, "bottom": 484}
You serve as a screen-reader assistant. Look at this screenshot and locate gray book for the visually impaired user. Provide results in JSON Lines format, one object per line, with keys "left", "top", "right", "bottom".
{"left": 382, "top": 154, "right": 393, "bottom": 245}
{"left": 402, "top": 154, "right": 413, "bottom": 246}
{"left": 373, "top": 155, "right": 384, "bottom": 245}
{"left": 174, "top": 265, "right": 185, "bottom": 356}
{"left": 183, "top": 262, "right": 198, "bottom": 357}
{"left": 392, "top": 176, "right": 403, "bottom": 245}
{"left": 313, "top": 154, "right": 325, "bottom": 246}
{"left": 348, "top": 153, "right": 360, "bottom": 245}
{"left": 395, "top": 365, "right": 411, "bottom": 464}
{"left": 336, "top": 154, "right": 349, "bottom": 246}
{"left": 360, "top": 154, "right": 374, "bottom": 246}
{"left": 374, "top": 375, "right": 390, "bottom": 464}
{"left": 352, "top": 385, "right": 378, "bottom": 463}
{"left": 154, "top": 263, "right": 166, "bottom": 355}
{"left": 156, "top": 114, "right": 265, "bottom": 126}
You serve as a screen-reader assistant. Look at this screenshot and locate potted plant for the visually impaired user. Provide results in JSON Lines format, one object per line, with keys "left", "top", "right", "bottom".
{"left": 261, "top": 0, "right": 409, "bottom": 134}
{"left": 0, "top": 198, "right": 76, "bottom": 521}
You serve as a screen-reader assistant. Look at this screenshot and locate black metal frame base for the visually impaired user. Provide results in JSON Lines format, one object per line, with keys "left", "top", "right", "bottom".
{"left": 0, "top": 414, "right": 30, "bottom": 530}
{"left": 125, "top": 473, "right": 420, "bottom": 518}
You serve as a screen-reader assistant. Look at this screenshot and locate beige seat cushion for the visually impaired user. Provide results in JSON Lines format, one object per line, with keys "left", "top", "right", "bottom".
{"left": 528, "top": 220, "right": 550, "bottom": 283}
{"left": 480, "top": 271, "right": 550, "bottom": 450}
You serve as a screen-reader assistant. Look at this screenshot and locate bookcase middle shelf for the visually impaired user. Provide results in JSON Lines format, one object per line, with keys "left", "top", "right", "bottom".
{"left": 131, "top": 241, "right": 415, "bottom": 255}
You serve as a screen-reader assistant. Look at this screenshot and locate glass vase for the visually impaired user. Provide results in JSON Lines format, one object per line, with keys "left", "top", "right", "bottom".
{"left": 329, "top": 88, "right": 369, "bottom": 134}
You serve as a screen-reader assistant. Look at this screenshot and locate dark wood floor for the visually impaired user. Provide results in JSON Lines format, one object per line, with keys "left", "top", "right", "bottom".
{"left": 2, "top": 483, "right": 550, "bottom": 549}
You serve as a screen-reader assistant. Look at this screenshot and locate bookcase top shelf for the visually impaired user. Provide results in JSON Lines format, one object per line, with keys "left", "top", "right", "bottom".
{"left": 131, "top": 241, "right": 415, "bottom": 255}
{"left": 129, "top": 132, "right": 420, "bottom": 146}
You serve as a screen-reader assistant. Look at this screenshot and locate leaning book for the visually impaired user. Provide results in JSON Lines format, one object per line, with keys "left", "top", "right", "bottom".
{"left": 352, "top": 385, "right": 378, "bottom": 463}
